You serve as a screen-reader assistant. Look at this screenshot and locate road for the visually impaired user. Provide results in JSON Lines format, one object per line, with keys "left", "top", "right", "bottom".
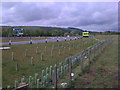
{"left": 0, "top": 37, "right": 82, "bottom": 46}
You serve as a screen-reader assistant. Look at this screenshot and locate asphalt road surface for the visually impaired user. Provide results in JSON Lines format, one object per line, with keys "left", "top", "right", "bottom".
{"left": 0, "top": 36, "right": 82, "bottom": 46}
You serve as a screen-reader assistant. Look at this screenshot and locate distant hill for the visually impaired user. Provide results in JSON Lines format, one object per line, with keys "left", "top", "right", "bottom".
{"left": 0, "top": 26, "right": 84, "bottom": 37}
{"left": 68, "top": 27, "right": 84, "bottom": 32}
{"left": 1, "top": 26, "right": 84, "bottom": 32}
{"left": 1, "top": 26, "right": 118, "bottom": 37}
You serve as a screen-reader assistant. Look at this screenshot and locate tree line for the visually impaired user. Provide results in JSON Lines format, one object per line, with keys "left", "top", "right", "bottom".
{"left": 1, "top": 26, "right": 82, "bottom": 37}
{"left": 1, "top": 26, "right": 119, "bottom": 37}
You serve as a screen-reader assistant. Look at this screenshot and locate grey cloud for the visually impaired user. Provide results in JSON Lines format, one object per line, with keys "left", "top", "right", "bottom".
{"left": 2, "top": 2, "right": 118, "bottom": 31}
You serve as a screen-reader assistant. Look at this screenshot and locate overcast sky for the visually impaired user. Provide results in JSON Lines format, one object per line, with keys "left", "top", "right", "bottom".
{"left": 1, "top": 2, "right": 118, "bottom": 31}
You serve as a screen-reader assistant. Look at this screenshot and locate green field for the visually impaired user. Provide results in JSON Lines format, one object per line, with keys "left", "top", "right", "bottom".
{"left": 2, "top": 36, "right": 99, "bottom": 87}
{"left": 52, "top": 35, "right": 118, "bottom": 88}
{"left": 74, "top": 35, "right": 118, "bottom": 88}
{"left": 2, "top": 35, "right": 118, "bottom": 88}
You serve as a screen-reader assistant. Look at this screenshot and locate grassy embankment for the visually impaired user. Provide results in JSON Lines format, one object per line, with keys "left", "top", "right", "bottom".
{"left": 58, "top": 35, "right": 118, "bottom": 88}
{"left": 1, "top": 37, "right": 49, "bottom": 43}
{"left": 2, "top": 36, "right": 98, "bottom": 87}
{"left": 75, "top": 35, "right": 118, "bottom": 88}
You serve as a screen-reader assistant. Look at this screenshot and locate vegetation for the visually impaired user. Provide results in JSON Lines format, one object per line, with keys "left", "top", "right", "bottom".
{"left": 2, "top": 36, "right": 98, "bottom": 87}
{"left": 1, "top": 26, "right": 83, "bottom": 37}
{"left": 53, "top": 35, "right": 118, "bottom": 88}
{"left": 73, "top": 35, "right": 118, "bottom": 88}
{"left": 1, "top": 26, "right": 119, "bottom": 37}
{"left": 89, "top": 31, "right": 120, "bottom": 35}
